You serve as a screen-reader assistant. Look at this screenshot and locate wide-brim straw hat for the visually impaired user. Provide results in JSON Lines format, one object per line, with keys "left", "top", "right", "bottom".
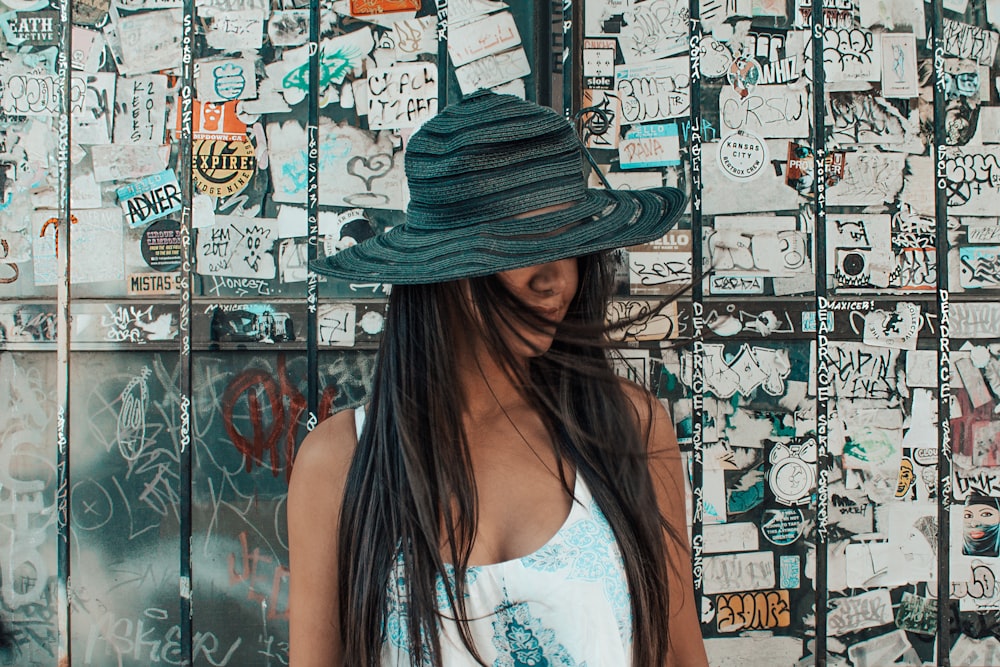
{"left": 311, "top": 90, "right": 686, "bottom": 285}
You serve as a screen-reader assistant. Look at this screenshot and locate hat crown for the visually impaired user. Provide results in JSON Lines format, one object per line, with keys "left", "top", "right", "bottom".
{"left": 403, "top": 92, "right": 588, "bottom": 230}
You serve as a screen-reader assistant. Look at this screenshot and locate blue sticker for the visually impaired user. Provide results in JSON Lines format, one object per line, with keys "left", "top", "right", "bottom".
{"left": 620, "top": 123, "right": 681, "bottom": 169}
{"left": 959, "top": 246, "right": 1000, "bottom": 289}
{"left": 116, "top": 170, "right": 182, "bottom": 228}
{"left": 779, "top": 554, "right": 800, "bottom": 589}
{"left": 801, "top": 310, "right": 833, "bottom": 333}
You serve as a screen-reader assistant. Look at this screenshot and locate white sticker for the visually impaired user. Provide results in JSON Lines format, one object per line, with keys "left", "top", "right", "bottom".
{"left": 454, "top": 47, "right": 530, "bottom": 94}
{"left": 114, "top": 75, "right": 169, "bottom": 145}
{"left": 618, "top": 0, "right": 687, "bottom": 62}
{"left": 700, "top": 36, "right": 733, "bottom": 78}
{"left": 615, "top": 56, "right": 690, "bottom": 123}
{"left": 70, "top": 72, "right": 117, "bottom": 144}
{"left": 823, "top": 27, "right": 882, "bottom": 83}
{"left": 204, "top": 9, "right": 266, "bottom": 52}
{"left": 719, "top": 85, "right": 809, "bottom": 138}
{"left": 828, "top": 589, "right": 895, "bottom": 636}
{"left": 91, "top": 144, "right": 168, "bottom": 182}
{"left": 862, "top": 302, "right": 921, "bottom": 351}
{"left": 318, "top": 304, "right": 357, "bottom": 347}
{"left": 71, "top": 26, "right": 107, "bottom": 71}
{"left": 1, "top": 69, "right": 60, "bottom": 115}
{"left": 116, "top": 9, "right": 183, "bottom": 75}
{"left": 703, "top": 551, "right": 775, "bottom": 595}
{"left": 880, "top": 33, "right": 918, "bottom": 98}
{"left": 716, "top": 130, "right": 768, "bottom": 182}
{"left": 196, "top": 57, "right": 258, "bottom": 103}
{"left": 267, "top": 10, "right": 309, "bottom": 47}
{"left": 196, "top": 215, "right": 278, "bottom": 279}
{"left": 447, "top": 11, "right": 521, "bottom": 67}
{"left": 392, "top": 15, "right": 436, "bottom": 61}
{"left": 367, "top": 63, "right": 438, "bottom": 130}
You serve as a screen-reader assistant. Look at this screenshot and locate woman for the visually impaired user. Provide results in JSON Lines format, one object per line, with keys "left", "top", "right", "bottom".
{"left": 289, "top": 91, "right": 708, "bottom": 666}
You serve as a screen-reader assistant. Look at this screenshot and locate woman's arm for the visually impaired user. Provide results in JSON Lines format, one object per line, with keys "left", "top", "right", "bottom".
{"left": 628, "top": 384, "right": 710, "bottom": 667}
{"left": 287, "top": 409, "right": 358, "bottom": 667}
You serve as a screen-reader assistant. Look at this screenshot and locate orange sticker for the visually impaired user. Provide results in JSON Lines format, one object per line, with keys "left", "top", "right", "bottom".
{"left": 184, "top": 100, "right": 247, "bottom": 141}
{"left": 349, "top": 0, "right": 420, "bottom": 15}
{"left": 716, "top": 590, "right": 791, "bottom": 633}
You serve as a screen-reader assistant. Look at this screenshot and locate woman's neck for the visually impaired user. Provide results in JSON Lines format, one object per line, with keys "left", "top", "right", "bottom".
{"left": 457, "top": 346, "right": 528, "bottom": 423}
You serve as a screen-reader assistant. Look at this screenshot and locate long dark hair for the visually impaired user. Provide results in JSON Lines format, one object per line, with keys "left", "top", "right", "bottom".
{"left": 337, "top": 251, "right": 682, "bottom": 666}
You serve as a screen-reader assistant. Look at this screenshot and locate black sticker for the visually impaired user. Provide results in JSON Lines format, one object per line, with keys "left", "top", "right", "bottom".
{"left": 140, "top": 219, "right": 182, "bottom": 272}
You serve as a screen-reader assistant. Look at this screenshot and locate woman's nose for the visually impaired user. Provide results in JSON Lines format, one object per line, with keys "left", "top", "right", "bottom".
{"left": 529, "top": 259, "right": 574, "bottom": 295}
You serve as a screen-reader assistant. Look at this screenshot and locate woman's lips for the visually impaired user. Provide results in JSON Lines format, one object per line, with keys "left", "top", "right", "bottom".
{"left": 971, "top": 529, "right": 986, "bottom": 539}
{"left": 534, "top": 306, "right": 562, "bottom": 320}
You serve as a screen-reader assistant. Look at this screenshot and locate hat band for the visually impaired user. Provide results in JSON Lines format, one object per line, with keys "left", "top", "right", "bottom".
{"left": 407, "top": 179, "right": 590, "bottom": 230}
{"left": 406, "top": 149, "right": 586, "bottom": 206}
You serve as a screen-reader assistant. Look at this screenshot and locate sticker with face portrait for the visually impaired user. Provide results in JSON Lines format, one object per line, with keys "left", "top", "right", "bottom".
{"left": 963, "top": 495, "right": 1000, "bottom": 557}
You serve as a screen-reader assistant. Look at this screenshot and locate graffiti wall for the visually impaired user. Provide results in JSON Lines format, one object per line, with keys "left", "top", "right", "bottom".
{"left": 0, "top": 0, "right": 996, "bottom": 665}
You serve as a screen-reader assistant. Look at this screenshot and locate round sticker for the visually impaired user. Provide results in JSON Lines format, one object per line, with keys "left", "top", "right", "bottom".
{"left": 761, "top": 508, "right": 806, "bottom": 546}
{"left": 727, "top": 55, "right": 762, "bottom": 97}
{"left": 140, "top": 219, "right": 182, "bottom": 271}
{"left": 769, "top": 457, "right": 813, "bottom": 504}
{"left": 360, "top": 310, "right": 385, "bottom": 335}
{"left": 193, "top": 137, "right": 256, "bottom": 197}
{"left": 717, "top": 130, "right": 768, "bottom": 182}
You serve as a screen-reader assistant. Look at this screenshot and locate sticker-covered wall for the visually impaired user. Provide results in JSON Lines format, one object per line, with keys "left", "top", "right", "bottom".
{"left": 0, "top": 0, "right": 994, "bottom": 665}
{"left": 581, "top": 0, "right": 1000, "bottom": 663}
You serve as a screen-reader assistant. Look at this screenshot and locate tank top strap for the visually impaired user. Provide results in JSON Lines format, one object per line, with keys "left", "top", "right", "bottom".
{"left": 354, "top": 405, "right": 366, "bottom": 439}
{"left": 572, "top": 471, "right": 602, "bottom": 519}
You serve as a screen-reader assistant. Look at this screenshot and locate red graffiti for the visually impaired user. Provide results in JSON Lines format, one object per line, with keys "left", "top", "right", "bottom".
{"left": 38, "top": 214, "right": 78, "bottom": 257}
{"left": 0, "top": 238, "right": 18, "bottom": 284}
{"left": 227, "top": 531, "right": 290, "bottom": 621}
{"left": 319, "top": 385, "right": 338, "bottom": 423}
{"left": 222, "top": 354, "right": 306, "bottom": 481}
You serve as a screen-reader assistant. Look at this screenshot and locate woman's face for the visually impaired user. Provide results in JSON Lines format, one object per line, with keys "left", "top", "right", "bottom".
{"left": 494, "top": 257, "right": 579, "bottom": 358}
{"left": 964, "top": 503, "right": 1000, "bottom": 539}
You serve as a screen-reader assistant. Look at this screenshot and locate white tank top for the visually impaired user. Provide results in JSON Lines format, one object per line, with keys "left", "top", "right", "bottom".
{"left": 352, "top": 408, "right": 634, "bottom": 666}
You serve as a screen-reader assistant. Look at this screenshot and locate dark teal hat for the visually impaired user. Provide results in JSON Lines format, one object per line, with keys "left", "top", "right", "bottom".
{"left": 311, "top": 91, "right": 686, "bottom": 285}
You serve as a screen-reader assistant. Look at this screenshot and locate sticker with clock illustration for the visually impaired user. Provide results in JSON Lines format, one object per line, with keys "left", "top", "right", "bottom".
{"left": 767, "top": 437, "right": 817, "bottom": 506}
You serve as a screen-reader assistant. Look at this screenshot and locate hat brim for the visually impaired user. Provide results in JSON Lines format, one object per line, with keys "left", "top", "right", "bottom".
{"left": 310, "top": 186, "right": 686, "bottom": 285}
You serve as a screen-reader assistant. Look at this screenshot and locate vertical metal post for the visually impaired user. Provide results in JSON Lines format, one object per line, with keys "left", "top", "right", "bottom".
{"left": 436, "top": 0, "right": 449, "bottom": 106}
{"left": 55, "top": 0, "right": 72, "bottom": 662}
{"left": 687, "top": 0, "right": 706, "bottom": 619}
{"left": 561, "top": 0, "right": 574, "bottom": 117}
{"left": 810, "top": 3, "right": 830, "bottom": 664}
{"left": 178, "top": 0, "right": 196, "bottom": 662}
{"left": 306, "top": 0, "right": 320, "bottom": 427}
{"left": 931, "top": 0, "right": 952, "bottom": 661}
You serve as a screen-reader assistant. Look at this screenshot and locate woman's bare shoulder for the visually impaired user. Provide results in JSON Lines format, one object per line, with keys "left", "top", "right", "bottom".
{"left": 289, "top": 408, "right": 359, "bottom": 505}
{"left": 287, "top": 408, "right": 360, "bottom": 666}
{"left": 616, "top": 376, "right": 653, "bottom": 402}
{"left": 615, "top": 377, "right": 668, "bottom": 422}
